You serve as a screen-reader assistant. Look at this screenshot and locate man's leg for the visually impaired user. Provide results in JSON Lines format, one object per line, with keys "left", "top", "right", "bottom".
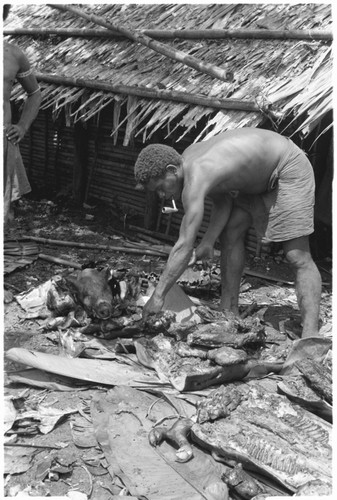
{"left": 219, "top": 207, "right": 252, "bottom": 314}
{"left": 282, "top": 236, "right": 321, "bottom": 338}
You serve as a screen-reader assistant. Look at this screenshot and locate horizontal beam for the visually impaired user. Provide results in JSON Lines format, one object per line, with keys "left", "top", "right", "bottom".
{"left": 35, "top": 71, "right": 261, "bottom": 112}
{"left": 4, "top": 27, "right": 333, "bottom": 41}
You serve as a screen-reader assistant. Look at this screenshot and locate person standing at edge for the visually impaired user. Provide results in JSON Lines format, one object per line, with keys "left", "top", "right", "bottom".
{"left": 3, "top": 4, "right": 41, "bottom": 231}
{"left": 134, "top": 127, "right": 321, "bottom": 339}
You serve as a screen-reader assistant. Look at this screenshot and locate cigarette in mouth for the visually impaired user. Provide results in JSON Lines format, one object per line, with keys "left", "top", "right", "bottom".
{"left": 162, "top": 199, "right": 178, "bottom": 214}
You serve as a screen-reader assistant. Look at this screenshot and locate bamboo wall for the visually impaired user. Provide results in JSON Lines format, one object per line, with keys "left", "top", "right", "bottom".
{"left": 18, "top": 103, "right": 270, "bottom": 256}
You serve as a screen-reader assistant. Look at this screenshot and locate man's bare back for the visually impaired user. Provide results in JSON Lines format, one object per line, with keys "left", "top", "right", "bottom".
{"left": 182, "top": 128, "right": 290, "bottom": 198}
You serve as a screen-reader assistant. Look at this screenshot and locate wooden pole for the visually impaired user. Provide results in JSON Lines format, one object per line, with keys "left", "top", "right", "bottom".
{"left": 73, "top": 122, "right": 89, "bottom": 205}
{"left": 27, "top": 235, "right": 169, "bottom": 257}
{"left": 4, "top": 28, "right": 333, "bottom": 41}
{"left": 49, "top": 4, "right": 233, "bottom": 82}
{"left": 35, "top": 72, "right": 260, "bottom": 112}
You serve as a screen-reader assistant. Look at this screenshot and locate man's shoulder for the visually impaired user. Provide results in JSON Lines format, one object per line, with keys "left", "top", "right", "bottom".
{"left": 5, "top": 40, "right": 21, "bottom": 54}
{"left": 4, "top": 41, "right": 27, "bottom": 62}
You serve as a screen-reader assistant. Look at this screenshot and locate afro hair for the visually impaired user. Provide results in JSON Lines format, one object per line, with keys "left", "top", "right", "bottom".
{"left": 134, "top": 144, "right": 181, "bottom": 186}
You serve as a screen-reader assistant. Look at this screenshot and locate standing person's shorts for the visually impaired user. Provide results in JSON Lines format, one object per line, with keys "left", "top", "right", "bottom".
{"left": 3, "top": 128, "right": 31, "bottom": 224}
{"left": 234, "top": 138, "right": 315, "bottom": 242}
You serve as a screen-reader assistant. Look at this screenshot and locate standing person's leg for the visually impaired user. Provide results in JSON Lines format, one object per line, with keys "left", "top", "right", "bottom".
{"left": 219, "top": 207, "right": 252, "bottom": 314}
{"left": 3, "top": 134, "right": 14, "bottom": 229}
{"left": 282, "top": 236, "right": 321, "bottom": 337}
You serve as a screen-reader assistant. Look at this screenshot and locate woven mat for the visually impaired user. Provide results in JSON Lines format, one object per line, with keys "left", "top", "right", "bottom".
{"left": 4, "top": 239, "right": 39, "bottom": 274}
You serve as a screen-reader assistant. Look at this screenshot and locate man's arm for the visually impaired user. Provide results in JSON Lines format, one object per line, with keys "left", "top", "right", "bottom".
{"left": 143, "top": 191, "right": 205, "bottom": 316}
{"left": 6, "top": 48, "right": 41, "bottom": 144}
{"left": 200, "top": 195, "right": 233, "bottom": 247}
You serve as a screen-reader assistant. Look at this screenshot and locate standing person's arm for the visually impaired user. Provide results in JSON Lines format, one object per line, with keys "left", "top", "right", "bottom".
{"left": 6, "top": 49, "right": 41, "bottom": 145}
{"left": 189, "top": 194, "right": 233, "bottom": 265}
{"left": 143, "top": 190, "right": 205, "bottom": 318}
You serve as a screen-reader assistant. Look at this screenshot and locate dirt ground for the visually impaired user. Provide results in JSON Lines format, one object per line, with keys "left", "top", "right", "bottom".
{"left": 3, "top": 198, "right": 333, "bottom": 498}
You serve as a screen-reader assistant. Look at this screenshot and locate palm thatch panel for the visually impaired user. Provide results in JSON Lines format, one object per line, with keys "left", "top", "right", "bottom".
{"left": 5, "top": 3, "right": 332, "bottom": 143}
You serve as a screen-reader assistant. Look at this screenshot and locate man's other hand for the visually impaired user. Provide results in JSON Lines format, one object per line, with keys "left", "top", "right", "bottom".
{"left": 188, "top": 244, "right": 214, "bottom": 268}
{"left": 142, "top": 293, "right": 164, "bottom": 320}
{"left": 6, "top": 124, "right": 26, "bottom": 144}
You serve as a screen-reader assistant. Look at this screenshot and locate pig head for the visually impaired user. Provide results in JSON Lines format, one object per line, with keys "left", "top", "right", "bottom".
{"left": 64, "top": 268, "right": 118, "bottom": 320}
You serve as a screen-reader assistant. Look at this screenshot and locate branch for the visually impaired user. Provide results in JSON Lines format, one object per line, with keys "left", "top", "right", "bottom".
{"left": 35, "top": 71, "right": 260, "bottom": 112}
{"left": 49, "top": 4, "right": 233, "bottom": 82}
{"left": 4, "top": 28, "right": 333, "bottom": 41}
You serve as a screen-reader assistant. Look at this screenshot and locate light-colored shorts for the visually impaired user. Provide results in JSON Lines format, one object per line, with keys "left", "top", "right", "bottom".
{"left": 234, "top": 138, "right": 315, "bottom": 242}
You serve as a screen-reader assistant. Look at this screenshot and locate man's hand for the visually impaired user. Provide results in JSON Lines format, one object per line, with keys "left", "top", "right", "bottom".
{"left": 142, "top": 293, "right": 164, "bottom": 320}
{"left": 188, "top": 243, "right": 214, "bottom": 268}
{"left": 6, "top": 124, "right": 26, "bottom": 145}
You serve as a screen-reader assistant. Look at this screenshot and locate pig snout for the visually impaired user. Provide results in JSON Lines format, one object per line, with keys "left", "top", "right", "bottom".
{"left": 95, "top": 300, "right": 113, "bottom": 320}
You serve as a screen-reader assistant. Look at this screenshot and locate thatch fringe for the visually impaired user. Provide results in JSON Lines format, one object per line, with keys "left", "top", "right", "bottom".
{"left": 7, "top": 3, "right": 332, "bottom": 141}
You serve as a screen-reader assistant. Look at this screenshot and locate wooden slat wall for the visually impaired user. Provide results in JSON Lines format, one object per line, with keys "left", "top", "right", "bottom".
{"left": 18, "top": 104, "right": 270, "bottom": 255}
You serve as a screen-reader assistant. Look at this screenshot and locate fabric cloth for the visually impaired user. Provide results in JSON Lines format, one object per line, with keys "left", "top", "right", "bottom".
{"left": 3, "top": 127, "right": 31, "bottom": 224}
{"left": 234, "top": 138, "right": 315, "bottom": 242}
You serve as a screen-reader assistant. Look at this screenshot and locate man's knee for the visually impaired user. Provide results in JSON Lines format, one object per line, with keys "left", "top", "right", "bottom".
{"left": 283, "top": 237, "right": 315, "bottom": 269}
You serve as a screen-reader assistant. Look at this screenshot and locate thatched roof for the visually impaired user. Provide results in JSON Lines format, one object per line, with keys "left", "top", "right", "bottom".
{"left": 4, "top": 3, "right": 332, "bottom": 143}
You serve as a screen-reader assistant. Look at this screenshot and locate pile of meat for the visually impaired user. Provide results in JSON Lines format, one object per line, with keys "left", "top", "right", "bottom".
{"left": 149, "top": 383, "right": 332, "bottom": 497}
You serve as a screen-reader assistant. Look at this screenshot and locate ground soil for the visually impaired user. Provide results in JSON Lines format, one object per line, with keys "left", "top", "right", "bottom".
{"left": 3, "top": 198, "right": 333, "bottom": 498}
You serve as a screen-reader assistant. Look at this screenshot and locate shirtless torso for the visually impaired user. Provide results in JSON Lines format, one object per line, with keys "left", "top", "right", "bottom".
{"left": 181, "top": 128, "right": 290, "bottom": 200}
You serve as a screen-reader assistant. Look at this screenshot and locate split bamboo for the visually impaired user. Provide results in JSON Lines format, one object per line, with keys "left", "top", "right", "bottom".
{"left": 49, "top": 4, "right": 233, "bottom": 82}
{"left": 35, "top": 72, "right": 260, "bottom": 112}
{"left": 4, "top": 28, "right": 332, "bottom": 41}
{"left": 39, "top": 253, "right": 82, "bottom": 269}
{"left": 129, "top": 225, "right": 177, "bottom": 244}
{"left": 27, "top": 235, "right": 169, "bottom": 257}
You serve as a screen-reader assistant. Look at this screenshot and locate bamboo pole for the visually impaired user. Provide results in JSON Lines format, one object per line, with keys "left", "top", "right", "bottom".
{"left": 243, "top": 268, "right": 294, "bottom": 285}
{"left": 36, "top": 72, "right": 260, "bottom": 112}
{"left": 27, "top": 235, "right": 169, "bottom": 257}
{"left": 49, "top": 4, "right": 233, "bottom": 82}
{"left": 39, "top": 253, "right": 82, "bottom": 269}
{"left": 4, "top": 28, "right": 333, "bottom": 41}
{"left": 129, "top": 225, "right": 177, "bottom": 244}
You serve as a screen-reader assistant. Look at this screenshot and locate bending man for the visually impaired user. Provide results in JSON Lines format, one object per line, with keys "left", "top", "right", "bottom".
{"left": 134, "top": 128, "right": 321, "bottom": 338}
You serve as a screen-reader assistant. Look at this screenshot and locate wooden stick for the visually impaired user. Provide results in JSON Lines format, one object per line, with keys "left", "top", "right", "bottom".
{"left": 243, "top": 268, "right": 294, "bottom": 285}
{"left": 4, "top": 28, "right": 332, "bottom": 41}
{"left": 35, "top": 72, "right": 259, "bottom": 112}
{"left": 25, "top": 235, "right": 169, "bottom": 256}
{"left": 4, "top": 442, "right": 62, "bottom": 450}
{"left": 38, "top": 253, "right": 82, "bottom": 269}
{"left": 129, "top": 225, "right": 178, "bottom": 243}
{"left": 49, "top": 4, "right": 233, "bottom": 82}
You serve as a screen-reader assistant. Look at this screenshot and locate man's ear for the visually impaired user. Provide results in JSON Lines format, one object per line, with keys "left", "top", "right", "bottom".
{"left": 166, "top": 164, "right": 178, "bottom": 175}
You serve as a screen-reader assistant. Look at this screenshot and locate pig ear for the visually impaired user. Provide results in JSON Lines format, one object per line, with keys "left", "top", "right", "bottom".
{"left": 105, "top": 267, "right": 117, "bottom": 282}
{"left": 63, "top": 273, "right": 81, "bottom": 296}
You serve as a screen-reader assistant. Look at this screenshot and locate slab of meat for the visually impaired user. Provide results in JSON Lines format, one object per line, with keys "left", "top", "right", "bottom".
{"left": 293, "top": 478, "right": 332, "bottom": 495}
{"left": 196, "top": 306, "right": 262, "bottom": 332}
{"left": 207, "top": 346, "right": 248, "bottom": 366}
{"left": 134, "top": 335, "right": 251, "bottom": 391}
{"left": 277, "top": 375, "right": 332, "bottom": 423}
{"left": 187, "top": 322, "right": 265, "bottom": 349}
{"left": 191, "top": 384, "right": 332, "bottom": 493}
{"left": 222, "top": 463, "right": 266, "bottom": 499}
{"left": 197, "top": 384, "right": 245, "bottom": 424}
{"left": 295, "top": 358, "right": 332, "bottom": 404}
